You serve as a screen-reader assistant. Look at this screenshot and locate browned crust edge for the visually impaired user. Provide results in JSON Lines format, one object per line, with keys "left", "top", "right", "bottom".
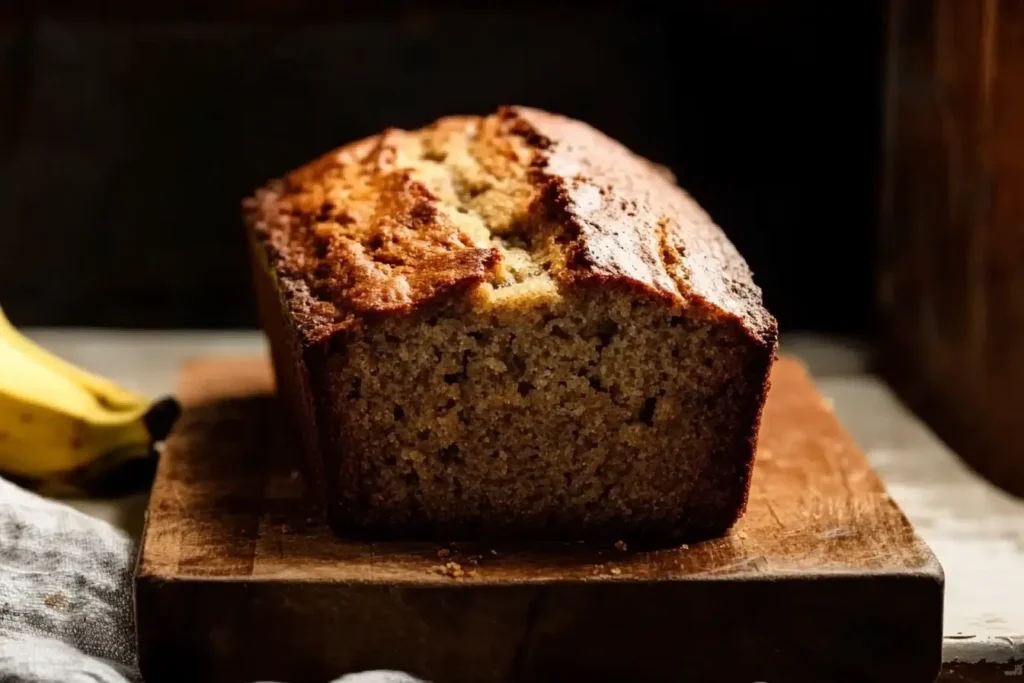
{"left": 242, "top": 106, "right": 777, "bottom": 353}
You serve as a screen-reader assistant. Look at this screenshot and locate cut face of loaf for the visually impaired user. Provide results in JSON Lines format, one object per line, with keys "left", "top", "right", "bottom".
{"left": 245, "top": 106, "right": 777, "bottom": 541}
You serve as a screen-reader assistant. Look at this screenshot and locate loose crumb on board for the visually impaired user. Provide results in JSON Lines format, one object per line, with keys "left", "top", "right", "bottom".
{"left": 610, "top": 567, "right": 622, "bottom": 575}
{"left": 431, "top": 547, "right": 489, "bottom": 576}
{"left": 614, "top": 540, "right": 628, "bottom": 551}
{"left": 430, "top": 560, "right": 481, "bottom": 579}
{"left": 432, "top": 561, "right": 469, "bottom": 578}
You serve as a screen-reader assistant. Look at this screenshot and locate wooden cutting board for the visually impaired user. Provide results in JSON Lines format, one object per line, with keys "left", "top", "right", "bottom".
{"left": 135, "top": 356, "right": 943, "bottom": 683}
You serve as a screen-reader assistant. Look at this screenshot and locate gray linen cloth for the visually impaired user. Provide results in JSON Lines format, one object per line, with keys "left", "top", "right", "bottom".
{"left": 0, "top": 477, "right": 421, "bottom": 683}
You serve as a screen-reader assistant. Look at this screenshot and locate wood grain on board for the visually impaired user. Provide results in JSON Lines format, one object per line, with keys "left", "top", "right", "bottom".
{"left": 135, "top": 356, "right": 943, "bottom": 683}
{"left": 880, "top": 0, "right": 1024, "bottom": 499}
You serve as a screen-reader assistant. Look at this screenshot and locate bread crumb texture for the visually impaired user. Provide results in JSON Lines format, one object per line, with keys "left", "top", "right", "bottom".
{"left": 246, "top": 106, "right": 777, "bottom": 539}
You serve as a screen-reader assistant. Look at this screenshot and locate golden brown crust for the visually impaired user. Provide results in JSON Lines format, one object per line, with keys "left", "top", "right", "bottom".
{"left": 515, "top": 107, "right": 777, "bottom": 346}
{"left": 244, "top": 106, "right": 776, "bottom": 349}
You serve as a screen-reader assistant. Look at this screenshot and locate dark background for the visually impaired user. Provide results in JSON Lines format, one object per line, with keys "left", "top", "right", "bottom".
{"left": 0, "top": 3, "right": 884, "bottom": 333}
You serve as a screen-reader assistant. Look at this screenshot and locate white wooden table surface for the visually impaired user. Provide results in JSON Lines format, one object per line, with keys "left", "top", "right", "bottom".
{"left": 23, "top": 329, "right": 1024, "bottom": 678}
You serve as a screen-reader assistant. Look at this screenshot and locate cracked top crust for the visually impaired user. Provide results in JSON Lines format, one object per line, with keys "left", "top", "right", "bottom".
{"left": 243, "top": 106, "right": 776, "bottom": 347}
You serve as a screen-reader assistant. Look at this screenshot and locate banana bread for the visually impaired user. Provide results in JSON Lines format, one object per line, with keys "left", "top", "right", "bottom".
{"left": 243, "top": 106, "right": 777, "bottom": 541}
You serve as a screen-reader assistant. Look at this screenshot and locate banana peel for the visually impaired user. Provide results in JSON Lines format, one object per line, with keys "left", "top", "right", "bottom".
{"left": 0, "top": 306, "right": 180, "bottom": 497}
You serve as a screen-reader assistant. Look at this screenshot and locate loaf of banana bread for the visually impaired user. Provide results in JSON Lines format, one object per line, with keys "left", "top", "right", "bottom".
{"left": 244, "top": 106, "right": 777, "bottom": 541}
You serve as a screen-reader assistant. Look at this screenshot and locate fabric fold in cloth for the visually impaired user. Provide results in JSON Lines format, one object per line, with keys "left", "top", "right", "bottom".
{"left": 0, "top": 477, "right": 138, "bottom": 683}
{"left": 0, "top": 478, "right": 423, "bottom": 683}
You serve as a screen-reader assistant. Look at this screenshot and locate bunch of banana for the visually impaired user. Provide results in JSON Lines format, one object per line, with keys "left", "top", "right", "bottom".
{"left": 0, "top": 306, "right": 179, "bottom": 496}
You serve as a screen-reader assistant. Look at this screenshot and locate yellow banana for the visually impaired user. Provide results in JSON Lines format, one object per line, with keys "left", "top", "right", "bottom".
{"left": 0, "top": 310, "right": 178, "bottom": 487}
{"left": 0, "top": 305, "right": 148, "bottom": 412}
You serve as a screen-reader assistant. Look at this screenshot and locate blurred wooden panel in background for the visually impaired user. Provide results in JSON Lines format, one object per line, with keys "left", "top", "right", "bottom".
{"left": 880, "top": 0, "right": 1024, "bottom": 497}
